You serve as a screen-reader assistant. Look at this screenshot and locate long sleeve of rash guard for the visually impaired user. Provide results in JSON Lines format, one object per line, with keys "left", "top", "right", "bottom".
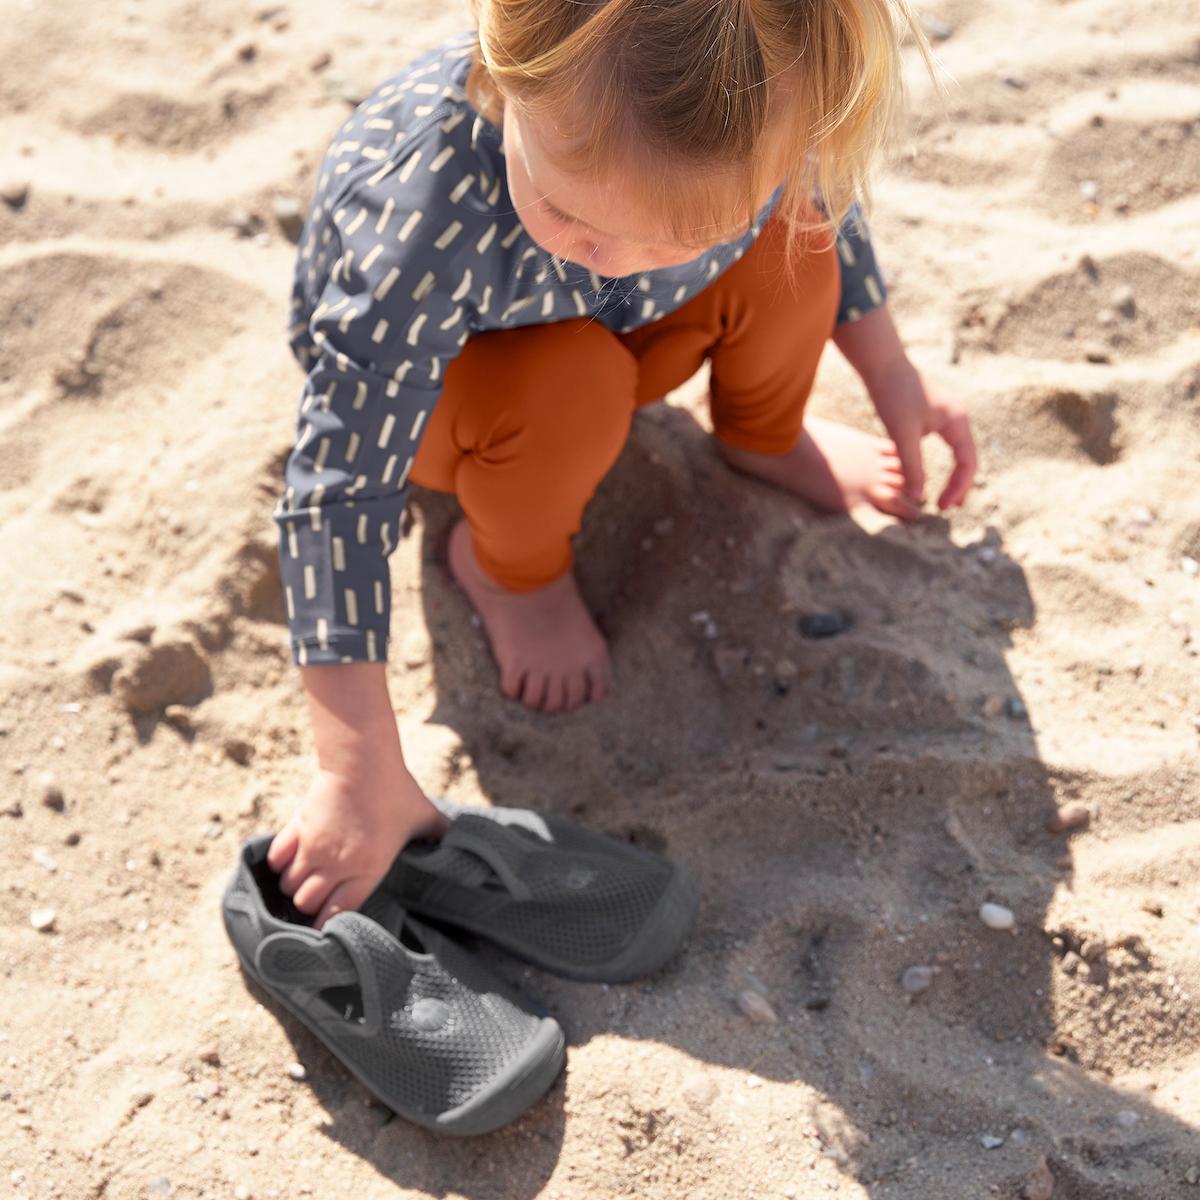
{"left": 275, "top": 125, "right": 492, "bottom": 667}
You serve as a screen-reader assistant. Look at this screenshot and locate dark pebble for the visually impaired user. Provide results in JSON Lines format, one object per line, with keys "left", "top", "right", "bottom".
{"left": 798, "top": 612, "right": 852, "bottom": 639}
{"left": 1004, "top": 697, "right": 1028, "bottom": 720}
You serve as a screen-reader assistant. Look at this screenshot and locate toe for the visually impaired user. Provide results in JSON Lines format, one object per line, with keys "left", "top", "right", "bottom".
{"left": 563, "top": 668, "right": 588, "bottom": 710}
{"left": 542, "top": 675, "right": 566, "bottom": 714}
{"left": 500, "top": 664, "right": 525, "bottom": 700}
{"left": 586, "top": 657, "right": 610, "bottom": 703}
{"left": 521, "top": 672, "right": 549, "bottom": 711}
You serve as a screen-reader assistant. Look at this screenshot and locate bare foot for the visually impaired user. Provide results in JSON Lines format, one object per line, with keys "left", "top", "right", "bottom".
{"left": 447, "top": 518, "right": 612, "bottom": 712}
{"left": 716, "top": 415, "right": 921, "bottom": 520}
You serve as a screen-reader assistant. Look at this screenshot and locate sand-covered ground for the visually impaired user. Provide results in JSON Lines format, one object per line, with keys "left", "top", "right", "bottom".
{"left": 2, "top": 1, "right": 1199, "bottom": 1197}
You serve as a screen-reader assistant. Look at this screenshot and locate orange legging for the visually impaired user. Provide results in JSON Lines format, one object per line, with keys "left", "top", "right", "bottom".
{"left": 409, "top": 215, "right": 841, "bottom": 591}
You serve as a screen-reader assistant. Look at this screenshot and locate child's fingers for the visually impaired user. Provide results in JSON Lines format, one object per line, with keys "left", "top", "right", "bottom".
{"left": 872, "top": 485, "right": 922, "bottom": 523}
{"left": 936, "top": 412, "right": 977, "bottom": 505}
{"left": 266, "top": 823, "right": 299, "bottom": 874}
{"left": 892, "top": 432, "right": 926, "bottom": 501}
{"left": 937, "top": 460, "right": 975, "bottom": 510}
{"left": 292, "top": 872, "right": 335, "bottom": 916}
{"left": 278, "top": 852, "right": 312, "bottom": 896}
{"left": 315, "top": 880, "right": 368, "bottom": 930}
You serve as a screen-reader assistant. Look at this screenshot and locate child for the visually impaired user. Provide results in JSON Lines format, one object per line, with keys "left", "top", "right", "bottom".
{"left": 267, "top": 0, "right": 977, "bottom": 927}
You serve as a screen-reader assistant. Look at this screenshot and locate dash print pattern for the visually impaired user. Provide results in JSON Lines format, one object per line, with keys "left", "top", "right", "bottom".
{"left": 279, "top": 32, "right": 890, "bottom": 666}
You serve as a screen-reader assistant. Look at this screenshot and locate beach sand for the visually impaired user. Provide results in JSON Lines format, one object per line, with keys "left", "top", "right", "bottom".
{"left": 1, "top": 1, "right": 1198, "bottom": 1196}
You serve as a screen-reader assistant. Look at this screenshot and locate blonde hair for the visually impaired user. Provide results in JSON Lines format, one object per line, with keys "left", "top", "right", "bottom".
{"left": 467, "top": 0, "right": 938, "bottom": 255}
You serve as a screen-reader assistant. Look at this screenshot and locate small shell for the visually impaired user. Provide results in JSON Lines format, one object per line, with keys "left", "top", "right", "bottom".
{"left": 736, "top": 989, "right": 779, "bottom": 1025}
{"left": 979, "top": 902, "right": 1015, "bottom": 931}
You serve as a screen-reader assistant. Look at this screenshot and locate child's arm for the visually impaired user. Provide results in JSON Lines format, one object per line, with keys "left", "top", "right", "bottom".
{"left": 266, "top": 663, "right": 448, "bottom": 928}
{"left": 271, "top": 114, "right": 499, "bottom": 924}
{"left": 834, "top": 304, "right": 977, "bottom": 512}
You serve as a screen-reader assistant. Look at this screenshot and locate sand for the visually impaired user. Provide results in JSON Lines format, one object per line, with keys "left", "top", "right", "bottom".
{"left": 2, "top": 1, "right": 1199, "bottom": 1197}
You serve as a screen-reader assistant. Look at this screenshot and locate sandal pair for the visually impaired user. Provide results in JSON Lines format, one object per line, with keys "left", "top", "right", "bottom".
{"left": 221, "top": 801, "right": 697, "bottom": 1134}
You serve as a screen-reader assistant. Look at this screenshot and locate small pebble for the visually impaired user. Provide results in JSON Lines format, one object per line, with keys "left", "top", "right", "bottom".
{"left": 901, "top": 965, "right": 933, "bottom": 994}
{"left": 272, "top": 195, "right": 305, "bottom": 242}
{"left": 798, "top": 611, "right": 852, "bottom": 639}
{"left": 1110, "top": 285, "right": 1136, "bottom": 316}
{"left": 224, "top": 738, "right": 254, "bottom": 766}
{"left": 286, "top": 1062, "right": 307, "bottom": 1081}
{"left": 323, "top": 74, "right": 365, "bottom": 105}
{"left": 1129, "top": 506, "right": 1155, "bottom": 527}
{"left": 1083, "top": 342, "right": 1112, "bottom": 364}
{"left": 919, "top": 14, "right": 954, "bottom": 41}
{"left": 1002, "top": 73, "right": 1027, "bottom": 90}
{"left": 148, "top": 1179, "right": 171, "bottom": 1198}
{"left": 30, "top": 908, "right": 56, "bottom": 933}
{"left": 38, "top": 771, "right": 65, "bottom": 812}
{"left": 310, "top": 50, "right": 332, "bottom": 72}
{"left": 227, "top": 209, "right": 261, "bottom": 238}
{"left": 680, "top": 1073, "right": 719, "bottom": 1111}
{"left": 773, "top": 658, "right": 798, "bottom": 684}
{"left": 234, "top": 1188, "right": 251, "bottom": 1200}
{"left": 980, "top": 1134, "right": 1005, "bottom": 1149}
{"left": 736, "top": 989, "right": 779, "bottom": 1025}
{"left": 1078, "top": 179, "right": 1100, "bottom": 201}
{"left": 31, "top": 846, "right": 57, "bottom": 873}
{"left": 64, "top": 830, "right": 81, "bottom": 846}
{"left": 131, "top": 1087, "right": 155, "bottom": 1108}
{"left": 1004, "top": 697, "right": 1028, "bottom": 720}
{"left": 1116, "top": 1109, "right": 1139, "bottom": 1129}
{"left": 199, "top": 1049, "right": 221, "bottom": 1067}
{"left": 1046, "top": 802, "right": 1089, "bottom": 834}
{"left": 977, "top": 544, "right": 998, "bottom": 565}
{"left": 1185, "top": 1165, "right": 1198, "bottom": 1185}
{"left": 979, "top": 902, "right": 1015, "bottom": 931}
{"left": 163, "top": 705, "right": 193, "bottom": 733}
{"left": 1, "top": 179, "right": 30, "bottom": 209}
{"left": 1022, "top": 1156, "right": 1055, "bottom": 1199}
{"left": 981, "top": 694, "right": 1005, "bottom": 719}
{"left": 1182, "top": 556, "right": 1199, "bottom": 578}
{"left": 1078, "top": 253, "right": 1098, "bottom": 277}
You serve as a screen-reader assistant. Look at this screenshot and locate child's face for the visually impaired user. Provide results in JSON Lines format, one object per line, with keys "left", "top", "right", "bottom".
{"left": 502, "top": 104, "right": 752, "bottom": 277}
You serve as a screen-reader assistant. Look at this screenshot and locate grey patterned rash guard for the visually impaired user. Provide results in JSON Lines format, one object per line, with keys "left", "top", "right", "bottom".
{"left": 279, "top": 32, "right": 890, "bottom": 667}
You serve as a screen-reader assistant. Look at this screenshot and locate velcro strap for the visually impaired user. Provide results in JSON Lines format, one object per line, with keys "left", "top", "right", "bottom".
{"left": 255, "top": 927, "right": 359, "bottom": 989}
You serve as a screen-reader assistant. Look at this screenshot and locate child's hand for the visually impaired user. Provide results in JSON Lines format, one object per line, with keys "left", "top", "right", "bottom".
{"left": 866, "top": 359, "right": 977, "bottom": 513}
{"left": 267, "top": 757, "right": 448, "bottom": 929}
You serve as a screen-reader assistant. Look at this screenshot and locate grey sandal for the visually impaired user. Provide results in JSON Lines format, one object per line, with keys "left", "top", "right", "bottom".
{"left": 221, "top": 835, "right": 565, "bottom": 1135}
{"left": 381, "top": 800, "right": 699, "bottom": 983}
